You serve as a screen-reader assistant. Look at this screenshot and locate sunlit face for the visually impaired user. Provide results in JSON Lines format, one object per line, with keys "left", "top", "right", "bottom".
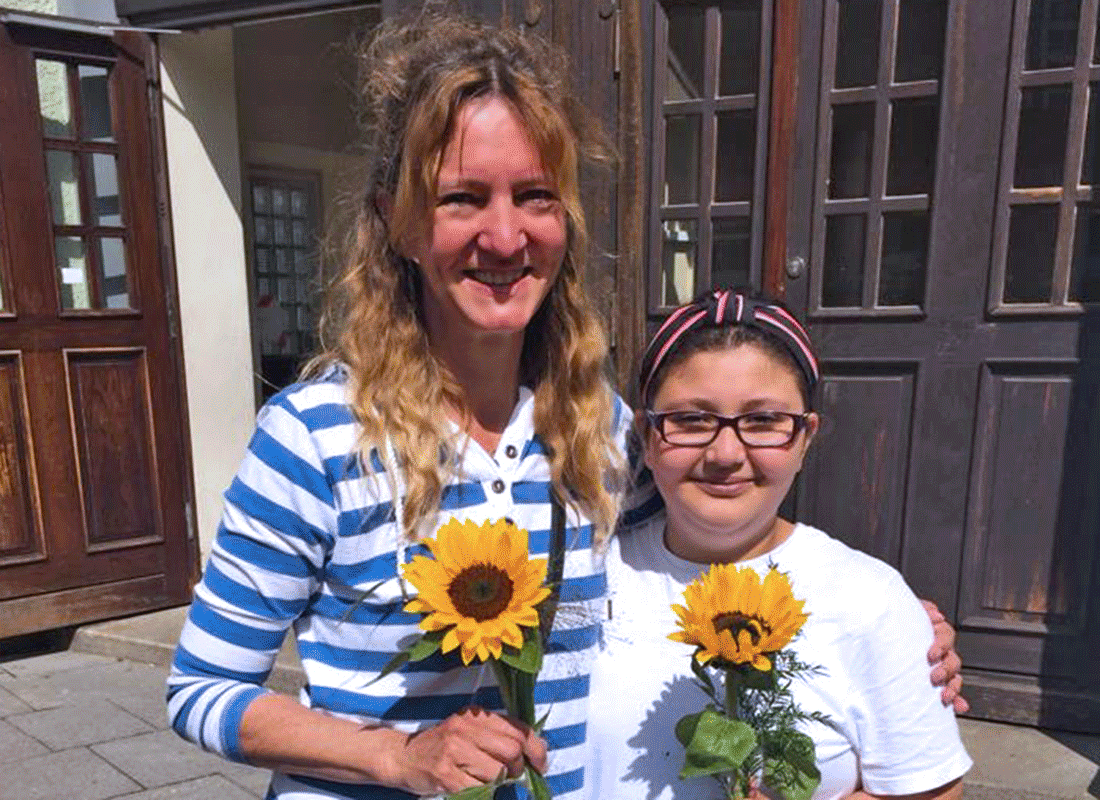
{"left": 408, "top": 95, "right": 568, "bottom": 345}
{"left": 641, "top": 344, "right": 819, "bottom": 564}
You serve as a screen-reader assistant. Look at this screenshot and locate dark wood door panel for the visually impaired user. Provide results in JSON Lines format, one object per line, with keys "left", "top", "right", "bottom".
{"left": 797, "top": 361, "right": 918, "bottom": 567}
{"left": 0, "top": 352, "right": 43, "bottom": 562}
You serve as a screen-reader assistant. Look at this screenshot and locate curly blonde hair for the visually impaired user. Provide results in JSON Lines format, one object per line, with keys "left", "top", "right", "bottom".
{"left": 310, "top": 8, "right": 624, "bottom": 543}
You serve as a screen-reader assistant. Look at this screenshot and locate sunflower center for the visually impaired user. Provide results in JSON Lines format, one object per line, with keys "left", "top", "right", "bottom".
{"left": 712, "top": 612, "right": 769, "bottom": 645}
{"left": 448, "top": 563, "right": 515, "bottom": 621}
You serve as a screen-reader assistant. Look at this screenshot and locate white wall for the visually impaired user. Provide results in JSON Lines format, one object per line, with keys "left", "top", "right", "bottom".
{"left": 160, "top": 28, "right": 256, "bottom": 557}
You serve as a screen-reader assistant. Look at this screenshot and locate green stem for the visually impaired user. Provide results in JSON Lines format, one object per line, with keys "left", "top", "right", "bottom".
{"left": 724, "top": 668, "right": 739, "bottom": 720}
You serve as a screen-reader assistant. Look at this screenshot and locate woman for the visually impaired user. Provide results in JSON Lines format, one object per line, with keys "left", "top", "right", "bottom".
{"left": 167, "top": 10, "right": 963, "bottom": 800}
{"left": 586, "top": 289, "right": 972, "bottom": 799}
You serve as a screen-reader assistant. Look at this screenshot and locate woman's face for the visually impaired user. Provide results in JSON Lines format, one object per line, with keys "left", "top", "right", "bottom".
{"left": 641, "top": 343, "right": 818, "bottom": 564}
{"left": 409, "top": 96, "right": 568, "bottom": 345}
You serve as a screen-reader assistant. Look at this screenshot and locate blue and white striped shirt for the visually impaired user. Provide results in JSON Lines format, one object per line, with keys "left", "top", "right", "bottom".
{"left": 168, "top": 372, "right": 632, "bottom": 800}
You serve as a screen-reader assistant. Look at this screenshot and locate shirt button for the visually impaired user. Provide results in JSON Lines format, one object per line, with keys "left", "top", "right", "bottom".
{"left": 505, "top": 445, "right": 518, "bottom": 458}
{"left": 492, "top": 479, "right": 506, "bottom": 494}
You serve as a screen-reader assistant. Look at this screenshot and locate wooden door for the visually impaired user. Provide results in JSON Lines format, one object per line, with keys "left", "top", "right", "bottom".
{"left": 0, "top": 24, "right": 195, "bottom": 638}
{"left": 784, "top": 0, "right": 1100, "bottom": 732}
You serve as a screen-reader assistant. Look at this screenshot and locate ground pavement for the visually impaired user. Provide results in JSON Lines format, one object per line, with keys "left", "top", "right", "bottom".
{"left": 0, "top": 609, "right": 1096, "bottom": 800}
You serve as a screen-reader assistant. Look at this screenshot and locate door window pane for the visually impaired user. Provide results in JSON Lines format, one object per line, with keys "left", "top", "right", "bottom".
{"left": 97, "top": 237, "right": 130, "bottom": 309}
{"left": 272, "top": 188, "right": 289, "bottom": 216}
{"left": 36, "top": 60, "right": 73, "bottom": 139}
{"left": 719, "top": 1, "right": 761, "bottom": 96}
{"left": 1005, "top": 204, "right": 1058, "bottom": 303}
{"left": 77, "top": 65, "right": 113, "bottom": 142}
{"left": 830, "top": 103, "right": 875, "bottom": 198}
{"left": 667, "top": 6, "right": 705, "bottom": 100}
{"left": 879, "top": 211, "right": 929, "bottom": 305}
{"left": 823, "top": 213, "right": 866, "bottom": 306}
{"left": 273, "top": 218, "right": 289, "bottom": 246}
{"left": 253, "top": 185, "right": 270, "bottom": 213}
{"left": 255, "top": 217, "right": 270, "bottom": 244}
{"left": 291, "top": 190, "right": 307, "bottom": 216}
{"left": 895, "top": 0, "right": 948, "bottom": 83}
{"left": 664, "top": 115, "right": 700, "bottom": 205}
{"left": 55, "top": 236, "right": 91, "bottom": 310}
{"left": 662, "top": 219, "right": 698, "bottom": 306}
{"left": 887, "top": 97, "right": 939, "bottom": 196}
{"left": 835, "top": 0, "right": 880, "bottom": 88}
{"left": 715, "top": 110, "right": 756, "bottom": 202}
{"left": 1026, "top": 0, "right": 1081, "bottom": 70}
{"left": 86, "top": 153, "right": 121, "bottom": 227}
{"left": 1081, "top": 82, "right": 1100, "bottom": 184}
{"left": 1014, "top": 85, "right": 1071, "bottom": 188}
{"left": 1071, "top": 204, "right": 1100, "bottom": 301}
{"left": 45, "top": 150, "right": 82, "bottom": 225}
{"left": 712, "top": 217, "right": 751, "bottom": 289}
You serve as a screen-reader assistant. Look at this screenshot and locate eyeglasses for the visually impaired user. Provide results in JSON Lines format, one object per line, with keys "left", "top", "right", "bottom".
{"left": 645, "top": 409, "right": 812, "bottom": 448}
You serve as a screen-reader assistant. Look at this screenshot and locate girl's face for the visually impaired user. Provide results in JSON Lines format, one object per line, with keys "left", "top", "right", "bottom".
{"left": 410, "top": 96, "right": 568, "bottom": 346}
{"left": 641, "top": 343, "right": 818, "bottom": 564}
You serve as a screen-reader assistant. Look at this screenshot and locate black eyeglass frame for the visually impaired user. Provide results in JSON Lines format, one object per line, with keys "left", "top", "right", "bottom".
{"left": 644, "top": 409, "right": 814, "bottom": 448}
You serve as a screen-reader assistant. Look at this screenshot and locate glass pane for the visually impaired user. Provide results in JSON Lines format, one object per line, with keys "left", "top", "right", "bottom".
{"left": 275, "top": 248, "right": 290, "bottom": 272}
{"left": 278, "top": 277, "right": 294, "bottom": 304}
{"left": 829, "top": 103, "right": 875, "bottom": 198}
{"left": 822, "top": 214, "right": 866, "bottom": 306}
{"left": 719, "top": 1, "right": 761, "bottom": 96}
{"left": 253, "top": 185, "right": 270, "bottom": 213}
{"left": 836, "top": 0, "right": 881, "bottom": 88}
{"left": 272, "top": 188, "right": 289, "bottom": 216}
{"left": 879, "top": 211, "right": 929, "bottom": 305}
{"left": 291, "top": 189, "right": 307, "bottom": 216}
{"left": 664, "top": 115, "right": 700, "bottom": 205}
{"left": 1015, "top": 85, "right": 1071, "bottom": 188}
{"left": 273, "top": 218, "right": 289, "bottom": 246}
{"left": 294, "top": 249, "right": 310, "bottom": 274}
{"left": 255, "top": 246, "right": 270, "bottom": 273}
{"left": 662, "top": 219, "right": 697, "bottom": 306}
{"left": 296, "top": 278, "right": 309, "bottom": 305}
{"left": 896, "top": 0, "right": 948, "bottom": 82}
{"left": 714, "top": 111, "right": 756, "bottom": 203}
{"left": 1026, "top": 0, "right": 1081, "bottom": 70}
{"left": 887, "top": 97, "right": 939, "bottom": 196}
{"left": 86, "top": 153, "right": 121, "bottom": 227}
{"left": 45, "top": 150, "right": 82, "bottom": 225}
{"left": 1071, "top": 204, "right": 1100, "bottom": 301}
{"left": 255, "top": 217, "right": 270, "bottom": 244}
{"left": 97, "top": 237, "right": 130, "bottom": 309}
{"left": 55, "top": 236, "right": 91, "bottom": 310}
{"left": 36, "top": 60, "right": 73, "bottom": 139}
{"left": 666, "top": 6, "right": 705, "bottom": 100}
{"left": 292, "top": 220, "right": 307, "bottom": 247}
{"left": 77, "top": 65, "right": 113, "bottom": 142}
{"left": 1081, "top": 82, "right": 1100, "bottom": 184}
{"left": 1005, "top": 204, "right": 1058, "bottom": 303}
{"left": 712, "top": 217, "right": 751, "bottom": 289}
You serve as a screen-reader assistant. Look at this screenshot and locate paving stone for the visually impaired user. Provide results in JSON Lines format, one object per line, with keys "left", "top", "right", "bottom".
{"left": 93, "top": 729, "right": 237, "bottom": 788}
{"left": 2, "top": 658, "right": 168, "bottom": 720}
{"left": 112, "top": 774, "right": 261, "bottom": 800}
{"left": 0, "top": 747, "right": 139, "bottom": 800}
{"left": 0, "top": 685, "right": 31, "bottom": 718}
{"left": 0, "top": 718, "right": 49, "bottom": 764}
{"left": 0, "top": 650, "right": 115, "bottom": 679}
{"left": 7, "top": 697, "right": 152, "bottom": 749}
{"left": 219, "top": 760, "right": 273, "bottom": 797}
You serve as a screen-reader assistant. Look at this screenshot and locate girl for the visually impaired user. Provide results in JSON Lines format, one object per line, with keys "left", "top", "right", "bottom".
{"left": 587, "top": 289, "right": 972, "bottom": 799}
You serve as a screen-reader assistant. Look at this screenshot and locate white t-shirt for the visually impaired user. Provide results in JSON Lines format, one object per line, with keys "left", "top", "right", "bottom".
{"left": 586, "top": 518, "right": 972, "bottom": 799}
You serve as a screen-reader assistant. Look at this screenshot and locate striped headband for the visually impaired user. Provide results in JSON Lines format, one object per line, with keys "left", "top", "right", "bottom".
{"left": 638, "top": 290, "right": 820, "bottom": 407}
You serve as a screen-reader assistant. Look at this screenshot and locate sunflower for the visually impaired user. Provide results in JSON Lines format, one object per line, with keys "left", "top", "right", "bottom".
{"left": 401, "top": 518, "right": 552, "bottom": 665}
{"left": 669, "top": 564, "right": 808, "bottom": 671}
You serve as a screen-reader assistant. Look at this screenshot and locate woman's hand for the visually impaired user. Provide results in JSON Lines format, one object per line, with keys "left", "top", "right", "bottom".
{"left": 920, "top": 600, "right": 969, "bottom": 714}
{"left": 385, "top": 706, "right": 548, "bottom": 795}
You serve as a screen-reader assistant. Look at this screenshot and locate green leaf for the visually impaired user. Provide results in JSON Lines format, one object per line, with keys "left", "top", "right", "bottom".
{"left": 674, "top": 708, "right": 756, "bottom": 779}
{"left": 497, "top": 629, "right": 543, "bottom": 675}
{"left": 407, "top": 629, "right": 446, "bottom": 662}
{"left": 446, "top": 785, "right": 496, "bottom": 800}
{"left": 762, "top": 731, "right": 820, "bottom": 800}
{"left": 525, "top": 764, "right": 552, "bottom": 800}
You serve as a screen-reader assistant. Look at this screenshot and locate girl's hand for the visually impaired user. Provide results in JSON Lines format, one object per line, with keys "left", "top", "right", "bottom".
{"left": 386, "top": 706, "right": 547, "bottom": 794}
{"left": 921, "top": 600, "right": 969, "bottom": 714}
